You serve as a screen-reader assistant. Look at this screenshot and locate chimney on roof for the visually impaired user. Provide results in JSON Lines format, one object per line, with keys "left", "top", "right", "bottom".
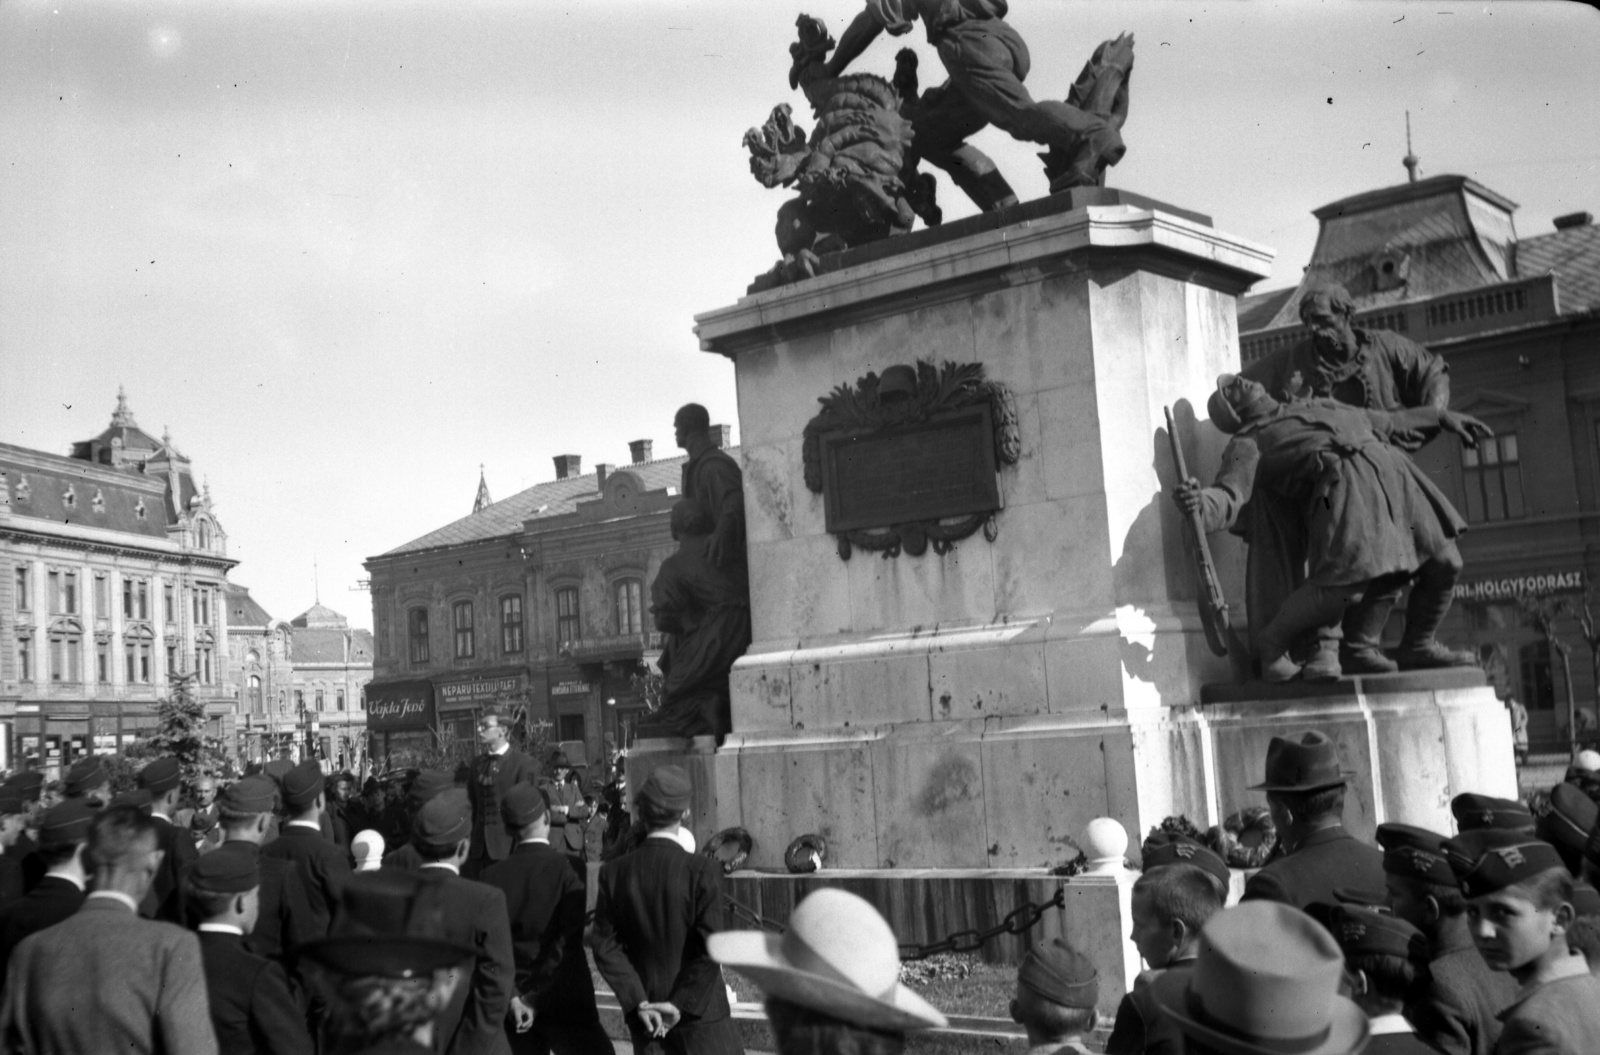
{"left": 1554, "top": 211, "right": 1594, "bottom": 231}
{"left": 628, "top": 439, "right": 653, "bottom": 464}
{"left": 596, "top": 463, "right": 615, "bottom": 490}
{"left": 709, "top": 424, "right": 732, "bottom": 449}
{"left": 553, "top": 454, "right": 582, "bottom": 480}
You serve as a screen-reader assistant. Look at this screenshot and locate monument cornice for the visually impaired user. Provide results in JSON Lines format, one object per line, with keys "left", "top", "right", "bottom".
{"left": 696, "top": 202, "right": 1274, "bottom": 359}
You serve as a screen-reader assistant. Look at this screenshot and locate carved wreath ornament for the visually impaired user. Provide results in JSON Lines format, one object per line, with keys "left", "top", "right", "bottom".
{"left": 801, "top": 360, "right": 1020, "bottom": 559}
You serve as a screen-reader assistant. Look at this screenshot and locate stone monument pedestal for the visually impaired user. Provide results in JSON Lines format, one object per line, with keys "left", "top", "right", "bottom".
{"left": 630, "top": 189, "right": 1518, "bottom": 980}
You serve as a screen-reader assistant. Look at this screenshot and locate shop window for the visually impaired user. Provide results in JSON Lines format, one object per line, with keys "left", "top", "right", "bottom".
{"left": 15, "top": 566, "right": 29, "bottom": 612}
{"left": 500, "top": 594, "right": 524, "bottom": 654}
{"left": 453, "top": 601, "right": 475, "bottom": 659}
{"left": 614, "top": 578, "right": 643, "bottom": 636}
{"left": 559, "top": 714, "right": 585, "bottom": 743}
{"left": 1518, "top": 640, "right": 1556, "bottom": 711}
{"left": 1461, "top": 433, "right": 1524, "bottom": 523}
{"left": 409, "top": 607, "right": 430, "bottom": 665}
{"left": 556, "top": 587, "right": 580, "bottom": 647}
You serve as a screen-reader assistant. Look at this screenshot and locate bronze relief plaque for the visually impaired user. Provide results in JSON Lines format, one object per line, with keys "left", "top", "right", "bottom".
{"left": 820, "top": 404, "right": 1000, "bottom": 533}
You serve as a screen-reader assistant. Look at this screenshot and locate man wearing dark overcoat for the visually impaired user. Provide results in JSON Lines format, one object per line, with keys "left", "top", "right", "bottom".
{"left": 1240, "top": 730, "right": 1385, "bottom": 916}
{"left": 262, "top": 761, "right": 352, "bottom": 935}
{"left": 210, "top": 776, "right": 321, "bottom": 961}
{"left": 466, "top": 710, "right": 540, "bottom": 880}
{"left": 0, "top": 799, "right": 92, "bottom": 969}
{"left": 383, "top": 769, "right": 457, "bottom": 873}
{"left": 589, "top": 765, "right": 741, "bottom": 1055}
{"left": 482, "top": 785, "right": 611, "bottom": 1055}
{"left": 139, "top": 756, "right": 199, "bottom": 923}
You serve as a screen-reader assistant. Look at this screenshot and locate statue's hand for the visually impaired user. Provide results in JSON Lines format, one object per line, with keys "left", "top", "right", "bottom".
{"left": 1173, "top": 478, "right": 1205, "bottom": 517}
{"left": 1440, "top": 411, "right": 1493, "bottom": 448}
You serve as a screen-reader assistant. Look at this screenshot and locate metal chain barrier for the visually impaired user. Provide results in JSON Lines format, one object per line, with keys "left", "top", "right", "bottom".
{"left": 716, "top": 886, "right": 1068, "bottom": 961}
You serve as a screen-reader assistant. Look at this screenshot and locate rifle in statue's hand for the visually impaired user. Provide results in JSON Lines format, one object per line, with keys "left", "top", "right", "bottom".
{"left": 1165, "top": 406, "right": 1231, "bottom": 658}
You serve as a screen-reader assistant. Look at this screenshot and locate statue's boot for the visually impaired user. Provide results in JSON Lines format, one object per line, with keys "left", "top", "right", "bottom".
{"left": 1397, "top": 559, "right": 1476, "bottom": 669}
{"left": 941, "top": 144, "right": 1019, "bottom": 212}
{"left": 1257, "top": 583, "right": 1359, "bottom": 683}
{"left": 1340, "top": 583, "right": 1402, "bottom": 675}
{"left": 1301, "top": 636, "right": 1343, "bottom": 683}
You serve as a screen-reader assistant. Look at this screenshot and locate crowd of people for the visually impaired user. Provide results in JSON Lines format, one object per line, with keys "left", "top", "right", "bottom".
{"left": 0, "top": 719, "right": 1598, "bottom": 1054}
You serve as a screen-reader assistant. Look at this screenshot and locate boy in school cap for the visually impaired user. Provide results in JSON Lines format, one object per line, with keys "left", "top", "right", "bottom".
{"left": 1012, "top": 937, "right": 1099, "bottom": 1054}
{"left": 1443, "top": 830, "right": 1600, "bottom": 1054}
{"left": 1376, "top": 823, "right": 1516, "bottom": 1055}
{"left": 1533, "top": 783, "right": 1598, "bottom": 876}
{"left": 62, "top": 757, "right": 111, "bottom": 806}
{"left": 1330, "top": 905, "right": 1435, "bottom": 1053}
{"left": 1451, "top": 793, "right": 1534, "bottom": 835}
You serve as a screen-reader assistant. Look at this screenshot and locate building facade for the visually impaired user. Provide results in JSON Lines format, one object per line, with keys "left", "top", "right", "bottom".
{"left": 1, "top": 390, "right": 237, "bottom": 775}
{"left": 226, "top": 591, "right": 373, "bottom": 770}
{"left": 365, "top": 441, "right": 694, "bottom": 770}
{"left": 1238, "top": 173, "right": 1600, "bottom": 748}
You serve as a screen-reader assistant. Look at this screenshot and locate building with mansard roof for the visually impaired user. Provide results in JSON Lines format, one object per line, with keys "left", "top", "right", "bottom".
{"left": 1, "top": 389, "right": 236, "bottom": 775}
{"left": 364, "top": 432, "right": 729, "bottom": 769}
{"left": 1238, "top": 167, "right": 1600, "bottom": 749}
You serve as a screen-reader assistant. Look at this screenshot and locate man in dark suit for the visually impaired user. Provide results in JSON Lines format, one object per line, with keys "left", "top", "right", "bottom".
{"left": 0, "top": 799, "right": 92, "bottom": 968}
{"left": 139, "top": 757, "right": 199, "bottom": 923}
{"left": 3, "top": 772, "right": 48, "bottom": 895}
{"left": 0, "top": 805, "right": 218, "bottom": 1054}
{"left": 466, "top": 710, "right": 540, "bottom": 880}
{"left": 210, "top": 776, "right": 321, "bottom": 960}
{"left": 263, "top": 761, "right": 352, "bottom": 935}
{"left": 482, "top": 785, "right": 611, "bottom": 1055}
{"left": 0, "top": 789, "right": 30, "bottom": 909}
{"left": 589, "top": 765, "right": 741, "bottom": 1055}
{"left": 413, "top": 788, "right": 515, "bottom": 1055}
{"left": 188, "top": 850, "right": 312, "bottom": 1055}
{"left": 1240, "top": 730, "right": 1385, "bottom": 917}
{"left": 537, "top": 753, "right": 590, "bottom": 883}
{"left": 383, "top": 769, "right": 458, "bottom": 873}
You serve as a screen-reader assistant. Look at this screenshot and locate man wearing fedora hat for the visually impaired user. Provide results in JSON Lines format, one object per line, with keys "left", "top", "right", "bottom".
{"left": 538, "top": 752, "right": 590, "bottom": 881}
{"left": 1241, "top": 731, "right": 1384, "bottom": 915}
{"left": 297, "top": 869, "right": 477, "bottom": 1055}
{"left": 0, "top": 798, "right": 92, "bottom": 969}
{"left": 590, "top": 765, "right": 741, "bottom": 1055}
{"left": 709, "top": 887, "right": 946, "bottom": 1055}
{"left": 1151, "top": 901, "right": 1370, "bottom": 1055}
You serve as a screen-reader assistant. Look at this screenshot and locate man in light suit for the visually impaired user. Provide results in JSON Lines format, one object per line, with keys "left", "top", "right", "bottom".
{"left": 0, "top": 804, "right": 218, "bottom": 1055}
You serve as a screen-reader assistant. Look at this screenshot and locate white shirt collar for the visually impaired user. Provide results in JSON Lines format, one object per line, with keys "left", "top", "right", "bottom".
{"left": 490, "top": 743, "right": 509, "bottom": 756}
{"left": 1367, "top": 1013, "right": 1413, "bottom": 1036}
{"left": 646, "top": 830, "right": 682, "bottom": 843}
{"left": 519, "top": 837, "right": 550, "bottom": 845}
{"left": 87, "top": 890, "right": 140, "bottom": 913}
{"left": 43, "top": 869, "right": 85, "bottom": 891}
{"left": 152, "top": 811, "right": 172, "bottom": 823}
{"left": 199, "top": 923, "right": 245, "bottom": 936}
{"left": 286, "top": 819, "right": 323, "bottom": 831}
{"left": 420, "top": 862, "right": 460, "bottom": 875}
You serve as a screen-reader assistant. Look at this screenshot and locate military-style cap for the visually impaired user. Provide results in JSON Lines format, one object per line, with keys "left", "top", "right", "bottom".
{"left": 1451, "top": 793, "right": 1534, "bottom": 833}
{"left": 407, "top": 769, "right": 456, "bottom": 809}
{"left": 137, "top": 757, "right": 182, "bottom": 796}
{"left": 189, "top": 849, "right": 260, "bottom": 894}
{"left": 501, "top": 783, "right": 549, "bottom": 829}
{"left": 38, "top": 798, "right": 95, "bottom": 847}
{"left": 1330, "top": 905, "right": 1429, "bottom": 963}
{"left": 1330, "top": 887, "right": 1390, "bottom": 910}
{"left": 1141, "top": 832, "right": 1231, "bottom": 891}
{"left": 1534, "top": 783, "right": 1598, "bottom": 864}
{"left": 281, "top": 761, "right": 325, "bottom": 809}
{"left": 6, "top": 771, "right": 44, "bottom": 802}
{"left": 637, "top": 765, "right": 692, "bottom": 813}
{"left": 219, "top": 775, "right": 278, "bottom": 815}
{"left": 1444, "top": 830, "right": 1568, "bottom": 900}
{"left": 1376, "top": 823, "right": 1458, "bottom": 887}
{"left": 64, "top": 757, "right": 109, "bottom": 796}
{"left": 1017, "top": 937, "right": 1099, "bottom": 1009}
{"left": 110, "top": 788, "right": 153, "bottom": 812}
{"left": 414, "top": 788, "right": 471, "bottom": 849}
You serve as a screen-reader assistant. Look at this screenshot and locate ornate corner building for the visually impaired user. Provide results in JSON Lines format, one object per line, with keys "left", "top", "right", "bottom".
{"left": 0, "top": 390, "right": 237, "bottom": 773}
{"left": 1238, "top": 172, "right": 1600, "bottom": 748}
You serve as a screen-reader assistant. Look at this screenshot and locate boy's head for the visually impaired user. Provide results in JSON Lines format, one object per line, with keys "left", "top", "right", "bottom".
{"left": 1445, "top": 831, "right": 1574, "bottom": 975}
{"left": 1010, "top": 937, "right": 1098, "bottom": 1044}
{"left": 635, "top": 766, "right": 691, "bottom": 832}
{"left": 1330, "top": 905, "right": 1432, "bottom": 1016}
{"left": 1376, "top": 823, "right": 1465, "bottom": 930}
{"left": 1130, "top": 863, "right": 1224, "bottom": 970}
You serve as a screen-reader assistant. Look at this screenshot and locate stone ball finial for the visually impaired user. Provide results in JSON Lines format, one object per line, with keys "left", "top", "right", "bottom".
{"left": 1082, "top": 817, "right": 1129, "bottom": 874}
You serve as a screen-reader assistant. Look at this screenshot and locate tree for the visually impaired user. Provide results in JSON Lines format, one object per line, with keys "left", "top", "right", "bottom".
{"left": 146, "top": 671, "right": 229, "bottom": 781}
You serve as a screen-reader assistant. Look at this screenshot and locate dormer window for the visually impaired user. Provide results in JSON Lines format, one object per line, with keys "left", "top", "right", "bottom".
{"left": 135, "top": 498, "right": 147, "bottom": 520}
{"left": 92, "top": 489, "right": 106, "bottom": 514}
{"left": 62, "top": 486, "right": 76, "bottom": 509}
{"left": 14, "top": 475, "right": 29, "bottom": 503}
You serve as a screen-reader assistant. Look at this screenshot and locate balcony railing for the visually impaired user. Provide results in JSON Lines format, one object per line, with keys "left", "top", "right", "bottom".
{"left": 560, "top": 631, "right": 662, "bottom": 662}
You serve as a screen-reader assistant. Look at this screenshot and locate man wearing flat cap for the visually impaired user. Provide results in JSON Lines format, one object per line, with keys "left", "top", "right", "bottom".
{"left": 263, "top": 760, "right": 352, "bottom": 935}
{"left": 482, "top": 783, "right": 610, "bottom": 1055}
{"left": 412, "top": 788, "right": 515, "bottom": 1055}
{"left": 137, "top": 756, "right": 198, "bottom": 923}
{"left": 188, "top": 851, "right": 312, "bottom": 1055}
{"left": 0, "top": 805, "right": 218, "bottom": 1055}
{"left": 209, "top": 775, "right": 320, "bottom": 962}
{"left": 1376, "top": 824, "right": 1515, "bottom": 1055}
{"left": 467, "top": 710, "right": 540, "bottom": 881}
{"left": 0, "top": 799, "right": 92, "bottom": 969}
{"left": 1241, "top": 730, "right": 1385, "bottom": 915}
{"left": 590, "top": 764, "right": 741, "bottom": 1055}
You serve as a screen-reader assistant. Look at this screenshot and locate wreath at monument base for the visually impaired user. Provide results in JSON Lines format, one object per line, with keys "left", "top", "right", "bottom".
{"left": 836, "top": 513, "right": 998, "bottom": 561}
{"left": 784, "top": 833, "right": 828, "bottom": 873}
{"left": 1208, "top": 806, "right": 1278, "bottom": 869}
{"left": 705, "top": 828, "right": 753, "bottom": 874}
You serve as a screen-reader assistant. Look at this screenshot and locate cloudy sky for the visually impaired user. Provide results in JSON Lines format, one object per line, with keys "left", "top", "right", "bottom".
{"left": 3, "top": 0, "right": 1596, "bottom": 629}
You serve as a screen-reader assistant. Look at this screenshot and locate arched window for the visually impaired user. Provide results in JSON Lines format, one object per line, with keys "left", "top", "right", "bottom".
{"left": 197, "top": 519, "right": 212, "bottom": 549}
{"left": 249, "top": 674, "right": 263, "bottom": 713}
{"left": 48, "top": 618, "right": 82, "bottom": 683}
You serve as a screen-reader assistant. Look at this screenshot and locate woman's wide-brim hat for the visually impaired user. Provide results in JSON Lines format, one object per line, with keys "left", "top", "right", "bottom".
{"left": 296, "top": 870, "right": 475, "bottom": 978}
{"left": 1249, "top": 730, "right": 1355, "bottom": 793}
{"left": 708, "top": 888, "right": 947, "bottom": 1032}
{"left": 1153, "top": 901, "right": 1369, "bottom": 1055}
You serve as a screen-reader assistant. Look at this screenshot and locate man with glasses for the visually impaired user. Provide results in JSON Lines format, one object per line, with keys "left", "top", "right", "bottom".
{"left": 465, "top": 709, "right": 540, "bottom": 881}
